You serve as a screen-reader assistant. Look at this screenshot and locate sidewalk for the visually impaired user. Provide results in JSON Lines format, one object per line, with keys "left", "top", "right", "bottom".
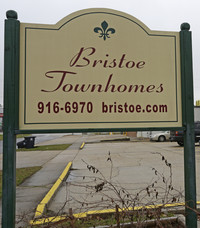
{"left": 0, "top": 134, "right": 81, "bottom": 227}
{"left": 1, "top": 134, "right": 130, "bottom": 227}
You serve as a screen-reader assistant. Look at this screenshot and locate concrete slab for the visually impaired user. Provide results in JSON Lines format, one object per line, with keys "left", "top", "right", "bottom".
{"left": 0, "top": 150, "right": 62, "bottom": 170}
{"left": 46, "top": 154, "right": 75, "bottom": 164}
{"left": 48, "top": 141, "right": 198, "bottom": 216}
{"left": 0, "top": 135, "right": 83, "bottom": 223}
{"left": 36, "top": 135, "right": 82, "bottom": 146}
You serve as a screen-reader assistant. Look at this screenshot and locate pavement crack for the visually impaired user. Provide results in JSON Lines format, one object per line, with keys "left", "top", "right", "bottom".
{"left": 137, "top": 158, "right": 142, "bottom": 166}
{"left": 70, "top": 168, "right": 79, "bottom": 170}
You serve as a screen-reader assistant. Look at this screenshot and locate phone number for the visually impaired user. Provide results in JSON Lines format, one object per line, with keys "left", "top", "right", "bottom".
{"left": 38, "top": 101, "right": 93, "bottom": 114}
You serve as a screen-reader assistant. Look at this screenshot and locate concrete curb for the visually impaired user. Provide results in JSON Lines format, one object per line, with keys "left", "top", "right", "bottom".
{"left": 34, "top": 161, "right": 72, "bottom": 219}
{"left": 32, "top": 141, "right": 84, "bottom": 221}
{"left": 30, "top": 201, "right": 200, "bottom": 226}
{"left": 100, "top": 137, "right": 130, "bottom": 142}
{"left": 80, "top": 142, "right": 85, "bottom": 149}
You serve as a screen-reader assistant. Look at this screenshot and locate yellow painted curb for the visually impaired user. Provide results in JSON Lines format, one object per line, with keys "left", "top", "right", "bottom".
{"left": 34, "top": 161, "right": 72, "bottom": 219}
{"left": 30, "top": 201, "right": 200, "bottom": 225}
{"left": 80, "top": 142, "right": 85, "bottom": 149}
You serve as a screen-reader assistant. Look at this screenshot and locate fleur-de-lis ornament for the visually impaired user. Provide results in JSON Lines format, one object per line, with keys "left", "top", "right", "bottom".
{"left": 94, "top": 21, "right": 116, "bottom": 41}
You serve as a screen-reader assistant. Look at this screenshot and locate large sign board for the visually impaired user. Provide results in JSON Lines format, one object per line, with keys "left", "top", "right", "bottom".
{"left": 19, "top": 8, "right": 182, "bottom": 130}
{"left": 4, "top": 9, "right": 197, "bottom": 228}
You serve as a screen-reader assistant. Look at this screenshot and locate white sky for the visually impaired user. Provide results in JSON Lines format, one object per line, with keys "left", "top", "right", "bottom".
{"left": 1, "top": 0, "right": 200, "bottom": 105}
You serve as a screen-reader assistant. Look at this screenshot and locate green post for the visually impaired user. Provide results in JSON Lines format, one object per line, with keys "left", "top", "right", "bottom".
{"left": 2, "top": 10, "right": 20, "bottom": 228}
{"left": 180, "top": 23, "right": 197, "bottom": 228}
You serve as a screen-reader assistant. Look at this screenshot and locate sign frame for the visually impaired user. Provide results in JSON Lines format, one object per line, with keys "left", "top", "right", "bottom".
{"left": 18, "top": 8, "right": 182, "bottom": 131}
{"left": 2, "top": 9, "right": 197, "bottom": 228}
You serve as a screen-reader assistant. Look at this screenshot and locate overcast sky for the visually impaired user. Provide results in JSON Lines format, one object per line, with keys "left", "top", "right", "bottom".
{"left": 1, "top": 0, "right": 200, "bottom": 105}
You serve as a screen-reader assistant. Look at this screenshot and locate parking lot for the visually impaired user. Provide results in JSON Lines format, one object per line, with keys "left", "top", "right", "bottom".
{"left": 47, "top": 138, "right": 200, "bottom": 215}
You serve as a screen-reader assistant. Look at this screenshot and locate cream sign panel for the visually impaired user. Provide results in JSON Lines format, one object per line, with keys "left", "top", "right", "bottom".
{"left": 19, "top": 8, "right": 182, "bottom": 130}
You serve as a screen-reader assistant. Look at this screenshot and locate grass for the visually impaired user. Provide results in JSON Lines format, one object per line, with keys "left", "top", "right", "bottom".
{"left": 0, "top": 166, "right": 42, "bottom": 198}
{"left": 31, "top": 214, "right": 127, "bottom": 228}
{"left": 17, "top": 134, "right": 31, "bottom": 138}
{"left": 32, "top": 211, "right": 176, "bottom": 228}
{"left": 61, "top": 215, "right": 119, "bottom": 228}
{"left": 17, "top": 144, "right": 71, "bottom": 151}
{"left": 0, "top": 134, "right": 31, "bottom": 141}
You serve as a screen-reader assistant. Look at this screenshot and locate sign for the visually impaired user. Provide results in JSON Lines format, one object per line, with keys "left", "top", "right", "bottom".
{"left": 19, "top": 8, "right": 182, "bottom": 130}
{"left": 3, "top": 9, "right": 197, "bottom": 228}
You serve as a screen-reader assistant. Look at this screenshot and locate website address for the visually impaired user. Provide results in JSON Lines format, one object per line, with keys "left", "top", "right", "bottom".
{"left": 102, "top": 102, "right": 168, "bottom": 113}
